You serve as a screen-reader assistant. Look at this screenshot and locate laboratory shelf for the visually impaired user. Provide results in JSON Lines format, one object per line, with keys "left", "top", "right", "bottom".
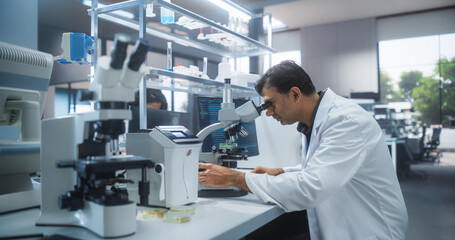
{"left": 88, "top": 0, "right": 269, "bottom": 129}
{"left": 146, "top": 68, "right": 258, "bottom": 98}
{"left": 91, "top": 0, "right": 275, "bottom": 58}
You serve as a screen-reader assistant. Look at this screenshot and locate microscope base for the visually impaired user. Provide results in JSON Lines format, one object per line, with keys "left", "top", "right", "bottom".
{"left": 36, "top": 201, "right": 136, "bottom": 238}
{"left": 198, "top": 189, "right": 248, "bottom": 198}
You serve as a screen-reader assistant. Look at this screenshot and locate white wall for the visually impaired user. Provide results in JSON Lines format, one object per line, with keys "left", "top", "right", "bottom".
{"left": 377, "top": 8, "right": 455, "bottom": 41}
{"left": 272, "top": 30, "right": 301, "bottom": 52}
{"left": 0, "top": 0, "right": 38, "bottom": 49}
{"left": 300, "top": 18, "right": 378, "bottom": 97}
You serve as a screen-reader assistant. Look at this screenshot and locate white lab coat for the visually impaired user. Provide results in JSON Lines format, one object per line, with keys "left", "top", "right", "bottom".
{"left": 246, "top": 88, "right": 408, "bottom": 240}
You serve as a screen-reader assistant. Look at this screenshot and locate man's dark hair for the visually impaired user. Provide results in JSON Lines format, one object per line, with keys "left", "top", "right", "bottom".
{"left": 132, "top": 88, "right": 168, "bottom": 110}
{"left": 255, "top": 60, "right": 316, "bottom": 96}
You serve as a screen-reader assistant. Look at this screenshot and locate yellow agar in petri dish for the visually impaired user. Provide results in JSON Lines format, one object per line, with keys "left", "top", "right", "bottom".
{"left": 142, "top": 208, "right": 168, "bottom": 219}
{"left": 164, "top": 213, "right": 191, "bottom": 223}
{"left": 164, "top": 204, "right": 197, "bottom": 223}
{"left": 169, "top": 204, "right": 196, "bottom": 216}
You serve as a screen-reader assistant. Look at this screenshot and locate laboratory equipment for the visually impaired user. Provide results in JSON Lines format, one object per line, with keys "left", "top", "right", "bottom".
{"left": 203, "top": 57, "right": 208, "bottom": 76}
{"left": 36, "top": 34, "right": 155, "bottom": 238}
{"left": 53, "top": 32, "right": 94, "bottom": 65}
{"left": 160, "top": 0, "right": 174, "bottom": 24}
{"left": 196, "top": 78, "right": 270, "bottom": 197}
{"left": 173, "top": 63, "right": 191, "bottom": 75}
{"left": 230, "top": 72, "right": 260, "bottom": 88}
{"left": 215, "top": 58, "right": 231, "bottom": 82}
{"left": 145, "top": 3, "right": 155, "bottom": 17}
{"left": 166, "top": 42, "right": 172, "bottom": 71}
{"left": 0, "top": 42, "right": 53, "bottom": 213}
{"left": 196, "top": 96, "right": 259, "bottom": 157}
{"left": 126, "top": 126, "right": 202, "bottom": 208}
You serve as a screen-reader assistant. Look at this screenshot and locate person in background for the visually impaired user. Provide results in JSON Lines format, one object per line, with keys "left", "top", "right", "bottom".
{"left": 131, "top": 88, "right": 168, "bottom": 110}
{"left": 198, "top": 60, "right": 408, "bottom": 240}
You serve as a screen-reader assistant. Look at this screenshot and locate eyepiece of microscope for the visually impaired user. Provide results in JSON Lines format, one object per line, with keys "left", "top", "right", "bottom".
{"left": 110, "top": 33, "right": 131, "bottom": 69}
{"left": 256, "top": 101, "right": 271, "bottom": 113}
{"left": 127, "top": 38, "right": 150, "bottom": 71}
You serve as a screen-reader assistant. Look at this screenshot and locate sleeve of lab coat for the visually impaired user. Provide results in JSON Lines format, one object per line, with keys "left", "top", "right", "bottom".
{"left": 283, "top": 164, "right": 302, "bottom": 172}
{"left": 245, "top": 116, "right": 367, "bottom": 212}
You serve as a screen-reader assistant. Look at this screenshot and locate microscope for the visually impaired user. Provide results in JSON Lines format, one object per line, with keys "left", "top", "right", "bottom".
{"left": 197, "top": 78, "right": 270, "bottom": 197}
{"left": 124, "top": 79, "right": 270, "bottom": 205}
{"left": 36, "top": 34, "right": 156, "bottom": 238}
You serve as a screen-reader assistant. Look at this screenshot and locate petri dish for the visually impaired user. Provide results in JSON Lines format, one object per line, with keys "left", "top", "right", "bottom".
{"left": 141, "top": 208, "right": 169, "bottom": 219}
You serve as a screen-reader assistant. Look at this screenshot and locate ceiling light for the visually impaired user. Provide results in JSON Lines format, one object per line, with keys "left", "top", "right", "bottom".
{"left": 207, "top": 0, "right": 252, "bottom": 21}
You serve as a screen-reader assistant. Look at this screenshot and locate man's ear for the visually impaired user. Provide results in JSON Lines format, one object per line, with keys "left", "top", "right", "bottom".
{"left": 289, "top": 87, "right": 300, "bottom": 102}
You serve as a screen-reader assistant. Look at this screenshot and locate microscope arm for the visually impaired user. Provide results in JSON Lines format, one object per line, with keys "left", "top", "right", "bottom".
{"left": 196, "top": 100, "right": 271, "bottom": 142}
{"left": 196, "top": 122, "right": 227, "bottom": 141}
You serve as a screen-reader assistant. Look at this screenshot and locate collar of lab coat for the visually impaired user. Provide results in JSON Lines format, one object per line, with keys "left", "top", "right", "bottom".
{"left": 311, "top": 88, "right": 336, "bottom": 137}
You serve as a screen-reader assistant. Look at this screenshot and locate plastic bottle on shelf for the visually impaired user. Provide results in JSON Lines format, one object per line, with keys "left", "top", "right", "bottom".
{"left": 166, "top": 42, "right": 172, "bottom": 71}
{"left": 201, "top": 57, "right": 209, "bottom": 78}
{"left": 146, "top": 3, "right": 155, "bottom": 17}
{"left": 173, "top": 63, "right": 190, "bottom": 75}
{"left": 215, "top": 57, "right": 231, "bottom": 82}
{"left": 160, "top": 0, "right": 174, "bottom": 24}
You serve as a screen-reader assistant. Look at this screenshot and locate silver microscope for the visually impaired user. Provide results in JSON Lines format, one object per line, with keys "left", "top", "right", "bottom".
{"left": 197, "top": 78, "right": 271, "bottom": 197}
{"left": 125, "top": 79, "right": 270, "bottom": 206}
{"left": 36, "top": 34, "right": 155, "bottom": 238}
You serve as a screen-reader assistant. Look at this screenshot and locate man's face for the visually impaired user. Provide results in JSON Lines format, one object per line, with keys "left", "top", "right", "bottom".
{"left": 147, "top": 102, "right": 162, "bottom": 109}
{"left": 262, "top": 87, "right": 295, "bottom": 125}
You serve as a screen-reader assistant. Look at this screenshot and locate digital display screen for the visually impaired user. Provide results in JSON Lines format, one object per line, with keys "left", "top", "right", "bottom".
{"left": 171, "top": 131, "right": 187, "bottom": 138}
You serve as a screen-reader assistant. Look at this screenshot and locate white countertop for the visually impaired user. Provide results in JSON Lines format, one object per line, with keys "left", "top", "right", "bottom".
{"left": 0, "top": 194, "right": 284, "bottom": 240}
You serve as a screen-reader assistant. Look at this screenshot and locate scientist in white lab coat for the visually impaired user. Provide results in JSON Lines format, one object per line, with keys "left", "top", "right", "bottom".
{"left": 198, "top": 61, "right": 408, "bottom": 240}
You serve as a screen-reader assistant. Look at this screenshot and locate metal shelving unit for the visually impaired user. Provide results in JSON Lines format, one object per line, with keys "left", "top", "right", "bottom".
{"left": 146, "top": 68, "right": 258, "bottom": 99}
{"left": 90, "top": 0, "right": 275, "bottom": 58}
{"left": 88, "top": 0, "right": 274, "bottom": 128}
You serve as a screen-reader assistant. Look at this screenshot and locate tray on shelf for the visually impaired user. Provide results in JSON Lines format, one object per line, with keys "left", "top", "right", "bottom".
{"left": 145, "top": 68, "right": 258, "bottom": 98}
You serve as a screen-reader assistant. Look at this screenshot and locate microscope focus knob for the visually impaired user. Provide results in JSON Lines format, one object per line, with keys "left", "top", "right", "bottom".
{"left": 58, "top": 191, "right": 84, "bottom": 211}
{"left": 238, "top": 126, "right": 248, "bottom": 137}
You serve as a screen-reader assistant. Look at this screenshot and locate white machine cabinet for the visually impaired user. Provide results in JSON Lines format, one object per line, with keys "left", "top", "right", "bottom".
{"left": 126, "top": 126, "right": 202, "bottom": 207}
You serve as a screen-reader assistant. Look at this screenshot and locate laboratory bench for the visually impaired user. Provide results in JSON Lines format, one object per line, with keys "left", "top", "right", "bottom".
{"left": 0, "top": 194, "right": 285, "bottom": 240}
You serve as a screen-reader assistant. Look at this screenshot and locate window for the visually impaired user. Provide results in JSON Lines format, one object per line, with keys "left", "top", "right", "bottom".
{"left": 263, "top": 50, "right": 301, "bottom": 71}
{"left": 378, "top": 33, "right": 455, "bottom": 127}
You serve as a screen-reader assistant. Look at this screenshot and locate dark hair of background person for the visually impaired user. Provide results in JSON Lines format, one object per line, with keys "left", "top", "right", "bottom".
{"left": 131, "top": 88, "right": 168, "bottom": 110}
{"left": 255, "top": 60, "right": 316, "bottom": 96}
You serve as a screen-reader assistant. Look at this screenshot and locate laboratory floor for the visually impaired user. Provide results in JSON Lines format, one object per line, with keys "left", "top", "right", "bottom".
{"left": 399, "top": 151, "right": 455, "bottom": 240}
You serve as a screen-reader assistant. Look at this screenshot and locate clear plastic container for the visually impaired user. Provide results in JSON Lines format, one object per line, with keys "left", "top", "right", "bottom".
{"left": 160, "top": 0, "right": 174, "bottom": 24}
{"left": 215, "top": 57, "right": 231, "bottom": 82}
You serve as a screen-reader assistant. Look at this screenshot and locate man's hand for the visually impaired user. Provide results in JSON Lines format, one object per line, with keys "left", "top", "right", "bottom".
{"left": 198, "top": 163, "right": 251, "bottom": 193}
{"left": 251, "top": 166, "right": 284, "bottom": 176}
